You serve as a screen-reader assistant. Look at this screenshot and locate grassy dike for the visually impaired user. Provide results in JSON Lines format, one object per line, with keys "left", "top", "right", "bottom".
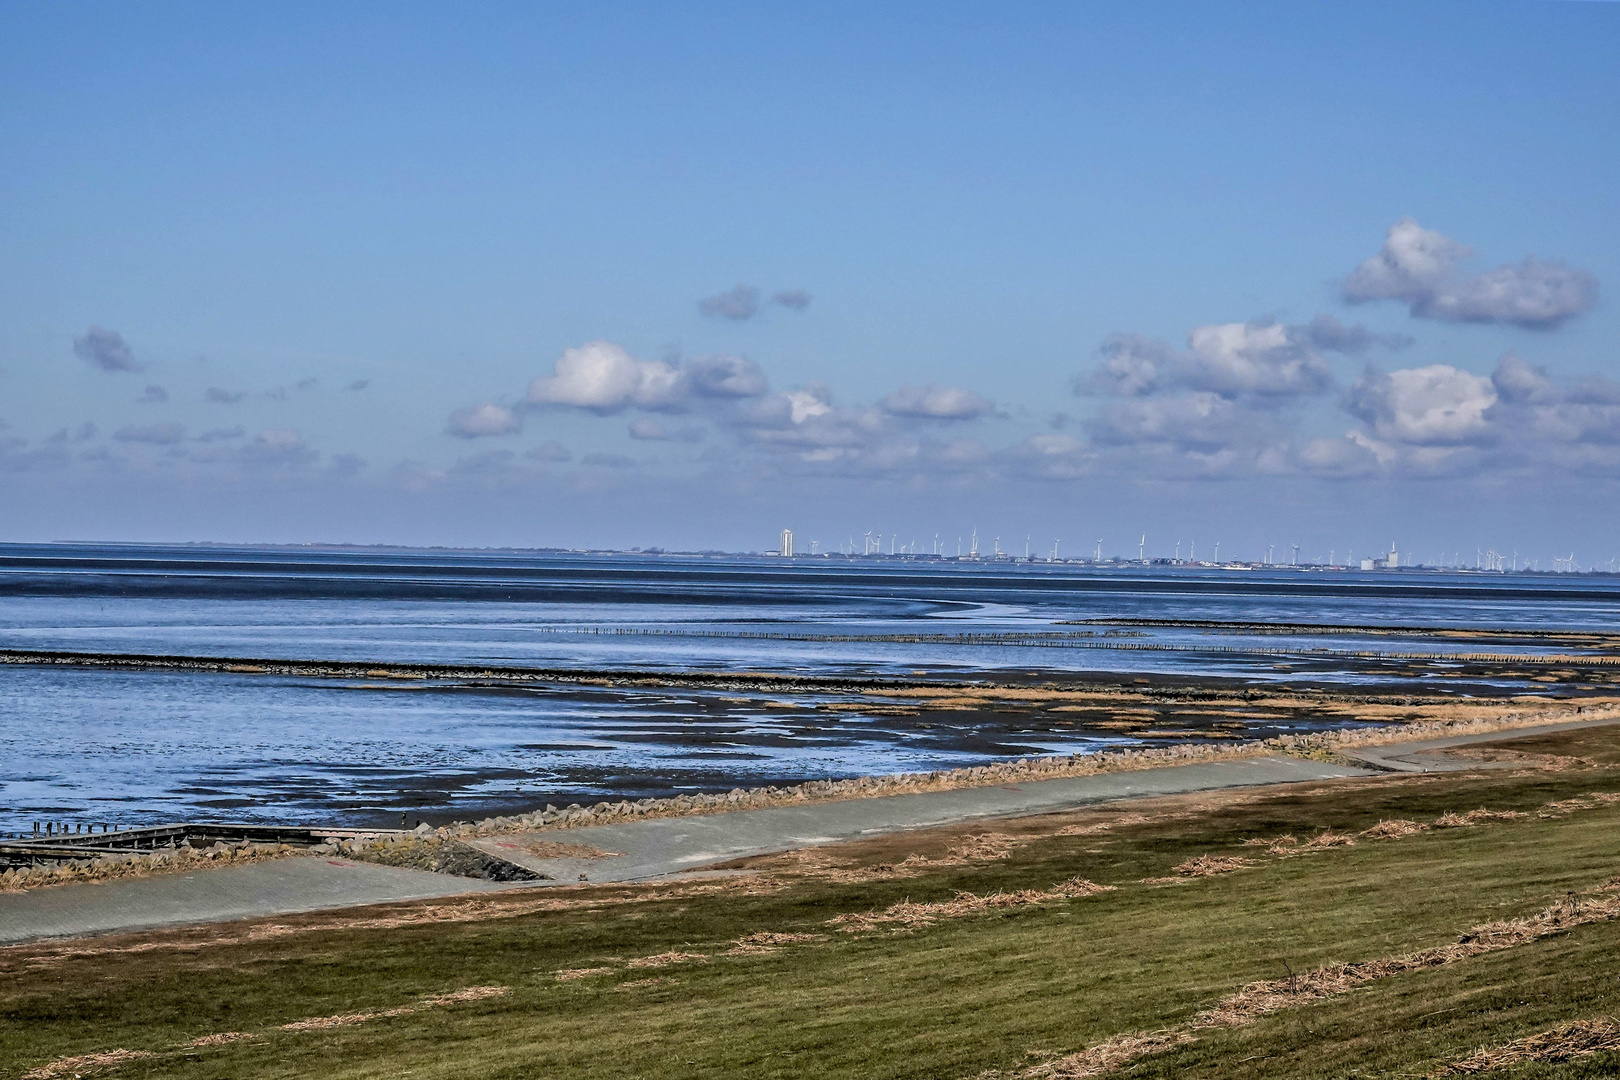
{"left": 7, "top": 726, "right": 1620, "bottom": 1079}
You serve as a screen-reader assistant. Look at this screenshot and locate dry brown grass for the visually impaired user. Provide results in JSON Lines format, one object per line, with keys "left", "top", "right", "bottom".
{"left": 280, "top": 1008, "right": 414, "bottom": 1031}
{"left": 419, "top": 985, "right": 510, "bottom": 1006}
{"left": 998, "top": 878, "right": 1620, "bottom": 1078}
{"left": 22, "top": 1049, "right": 155, "bottom": 1079}
{"left": 724, "top": 931, "right": 825, "bottom": 955}
{"left": 1435, "top": 809, "right": 1527, "bottom": 828}
{"left": 946, "top": 833, "right": 1022, "bottom": 861}
{"left": 1055, "top": 814, "right": 1150, "bottom": 837}
{"left": 1440, "top": 748, "right": 1598, "bottom": 772}
{"left": 1538, "top": 791, "right": 1620, "bottom": 817}
{"left": 22, "top": 984, "right": 514, "bottom": 1078}
{"left": 1303, "top": 830, "right": 1357, "bottom": 849}
{"left": 1436, "top": 1018, "right": 1620, "bottom": 1074}
{"left": 829, "top": 878, "right": 1115, "bottom": 933}
{"left": 1172, "top": 855, "right": 1254, "bottom": 877}
{"left": 182, "top": 1032, "right": 256, "bottom": 1047}
{"left": 1361, "top": 819, "right": 1429, "bottom": 839}
{"left": 1018, "top": 1030, "right": 1198, "bottom": 1078}
{"left": 555, "top": 966, "right": 613, "bottom": 981}
{"left": 624, "top": 951, "right": 708, "bottom": 969}
{"left": 1201, "top": 889, "right": 1620, "bottom": 1028}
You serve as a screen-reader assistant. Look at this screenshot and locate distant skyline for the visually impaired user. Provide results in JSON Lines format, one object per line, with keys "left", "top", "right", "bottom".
{"left": 2, "top": 3, "right": 1617, "bottom": 558}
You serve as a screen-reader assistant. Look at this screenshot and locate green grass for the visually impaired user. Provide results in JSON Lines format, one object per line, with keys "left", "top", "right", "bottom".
{"left": 7, "top": 728, "right": 1620, "bottom": 1079}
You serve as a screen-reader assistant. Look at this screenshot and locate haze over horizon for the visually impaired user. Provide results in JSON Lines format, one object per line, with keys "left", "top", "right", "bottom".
{"left": 2, "top": 3, "right": 1617, "bottom": 561}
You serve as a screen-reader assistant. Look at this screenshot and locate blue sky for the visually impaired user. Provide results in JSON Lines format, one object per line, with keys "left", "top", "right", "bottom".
{"left": 2, "top": 2, "right": 1617, "bottom": 562}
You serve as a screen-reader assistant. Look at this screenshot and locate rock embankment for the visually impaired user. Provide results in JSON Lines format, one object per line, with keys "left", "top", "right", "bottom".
{"left": 0, "top": 840, "right": 298, "bottom": 892}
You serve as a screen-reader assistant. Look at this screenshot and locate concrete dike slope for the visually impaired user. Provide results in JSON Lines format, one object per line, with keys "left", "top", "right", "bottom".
{"left": 0, "top": 857, "right": 509, "bottom": 944}
{"left": 465, "top": 755, "right": 1371, "bottom": 884}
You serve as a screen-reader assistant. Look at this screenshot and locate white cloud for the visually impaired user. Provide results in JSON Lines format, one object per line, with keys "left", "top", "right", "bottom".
{"left": 686, "top": 354, "right": 769, "bottom": 399}
{"left": 734, "top": 384, "right": 885, "bottom": 458}
{"left": 525, "top": 341, "right": 686, "bottom": 413}
{"left": 446, "top": 402, "right": 521, "bottom": 438}
{"left": 1013, "top": 433, "right": 1094, "bottom": 479}
{"left": 880, "top": 384, "right": 994, "bottom": 420}
{"left": 73, "top": 327, "right": 140, "bottom": 373}
{"left": 628, "top": 417, "right": 703, "bottom": 442}
{"left": 1088, "top": 392, "right": 1265, "bottom": 455}
{"left": 1300, "top": 313, "right": 1411, "bottom": 354}
{"left": 1343, "top": 217, "right": 1597, "bottom": 328}
{"left": 1083, "top": 320, "right": 1334, "bottom": 402}
{"left": 1486, "top": 354, "right": 1620, "bottom": 450}
{"left": 113, "top": 422, "right": 185, "bottom": 444}
{"left": 196, "top": 426, "right": 245, "bottom": 442}
{"left": 772, "top": 289, "right": 812, "bottom": 311}
{"left": 238, "top": 428, "right": 316, "bottom": 467}
{"left": 525, "top": 440, "right": 572, "bottom": 462}
{"left": 1314, "top": 355, "right": 1620, "bottom": 477}
{"left": 1346, "top": 364, "right": 1497, "bottom": 446}
{"left": 1184, "top": 322, "right": 1334, "bottom": 398}
{"left": 699, "top": 285, "right": 760, "bottom": 320}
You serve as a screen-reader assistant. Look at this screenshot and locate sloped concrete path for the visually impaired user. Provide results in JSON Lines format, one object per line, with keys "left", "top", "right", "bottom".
{"left": 1342, "top": 713, "right": 1620, "bottom": 773}
{"left": 468, "top": 755, "right": 1371, "bottom": 884}
{"left": 0, "top": 856, "right": 507, "bottom": 945}
{"left": 7, "top": 714, "right": 1618, "bottom": 945}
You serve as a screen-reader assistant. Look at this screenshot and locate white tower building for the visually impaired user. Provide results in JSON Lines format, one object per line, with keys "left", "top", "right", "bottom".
{"left": 780, "top": 529, "right": 794, "bottom": 557}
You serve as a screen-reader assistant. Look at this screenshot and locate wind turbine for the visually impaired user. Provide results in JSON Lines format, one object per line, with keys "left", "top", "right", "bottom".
{"left": 1138, "top": 534, "right": 1146, "bottom": 562}
{"left": 1095, "top": 538, "right": 1103, "bottom": 561}
{"left": 1213, "top": 540, "right": 1220, "bottom": 563}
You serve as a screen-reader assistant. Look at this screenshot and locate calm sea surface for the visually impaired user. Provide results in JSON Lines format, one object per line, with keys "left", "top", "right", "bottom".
{"left": 2, "top": 543, "right": 1617, "bottom": 832}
